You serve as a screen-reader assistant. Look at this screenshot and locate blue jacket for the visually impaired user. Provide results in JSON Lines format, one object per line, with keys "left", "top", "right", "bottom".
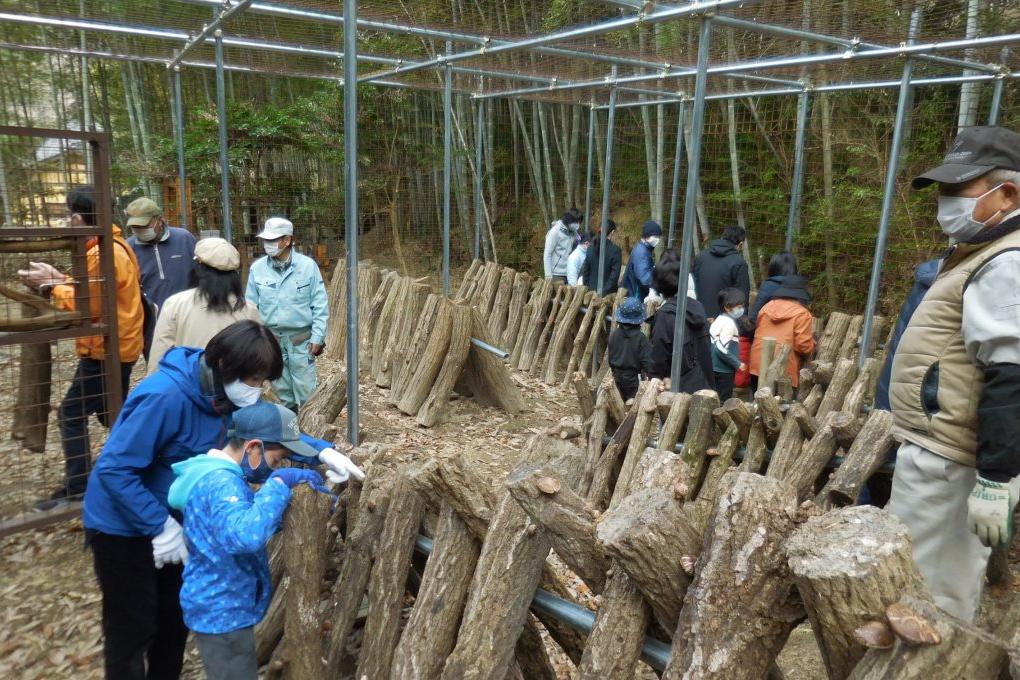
{"left": 623, "top": 241, "right": 656, "bottom": 299}
{"left": 875, "top": 259, "right": 939, "bottom": 410}
{"left": 128, "top": 226, "right": 196, "bottom": 312}
{"left": 246, "top": 251, "right": 329, "bottom": 345}
{"left": 83, "top": 346, "right": 331, "bottom": 537}
{"left": 169, "top": 454, "right": 290, "bottom": 634}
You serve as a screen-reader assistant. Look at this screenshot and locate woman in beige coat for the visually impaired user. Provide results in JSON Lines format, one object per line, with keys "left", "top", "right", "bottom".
{"left": 147, "top": 238, "right": 260, "bottom": 374}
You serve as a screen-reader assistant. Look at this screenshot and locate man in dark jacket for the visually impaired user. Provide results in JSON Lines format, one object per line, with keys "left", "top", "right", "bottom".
{"left": 648, "top": 260, "right": 714, "bottom": 393}
{"left": 874, "top": 258, "right": 939, "bottom": 410}
{"left": 693, "top": 225, "right": 751, "bottom": 317}
{"left": 125, "top": 197, "right": 196, "bottom": 312}
{"left": 581, "top": 219, "right": 623, "bottom": 296}
{"left": 623, "top": 220, "right": 662, "bottom": 299}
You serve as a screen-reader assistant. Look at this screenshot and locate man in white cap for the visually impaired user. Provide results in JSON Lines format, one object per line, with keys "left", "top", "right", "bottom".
{"left": 245, "top": 217, "right": 329, "bottom": 411}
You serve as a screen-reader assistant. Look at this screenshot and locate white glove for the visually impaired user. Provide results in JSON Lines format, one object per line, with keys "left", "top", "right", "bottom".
{"left": 319, "top": 447, "right": 365, "bottom": 483}
{"left": 152, "top": 516, "right": 189, "bottom": 568}
{"left": 967, "top": 476, "right": 1015, "bottom": 549}
{"left": 644, "top": 288, "right": 663, "bottom": 306}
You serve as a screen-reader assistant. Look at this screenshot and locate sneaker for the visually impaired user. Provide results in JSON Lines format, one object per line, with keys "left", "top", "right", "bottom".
{"left": 33, "top": 487, "right": 84, "bottom": 512}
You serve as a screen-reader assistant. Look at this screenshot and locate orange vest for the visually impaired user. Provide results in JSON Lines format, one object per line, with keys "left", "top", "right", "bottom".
{"left": 52, "top": 226, "right": 145, "bottom": 363}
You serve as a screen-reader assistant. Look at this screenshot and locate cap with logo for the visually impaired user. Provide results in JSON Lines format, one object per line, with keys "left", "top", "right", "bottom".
{"left": 125, "top": 197, "right": 162, "bottom": 227}
{"left": 257, "top": 217, "right": 294, "bottom": 240}
{"left": 194, "top": 237, "right": 241, "bottom": 272}
{"left": 913, "top": 126, "right": 1020, "bottom": 189}
{"left": 228, "top": 401, "right": 318, "bottom": 458}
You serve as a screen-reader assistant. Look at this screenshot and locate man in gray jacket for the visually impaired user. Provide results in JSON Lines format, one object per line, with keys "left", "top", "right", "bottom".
{"left": 543, "top": 207, "right": 582, "bottom": 282}
{"left": 888, "top": 126, "right": 1020, "bottom": 621}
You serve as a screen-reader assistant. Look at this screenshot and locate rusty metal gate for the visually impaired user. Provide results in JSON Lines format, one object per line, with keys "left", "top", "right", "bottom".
{"left": 0, "top": 126, "right": 123, "bottom": 535}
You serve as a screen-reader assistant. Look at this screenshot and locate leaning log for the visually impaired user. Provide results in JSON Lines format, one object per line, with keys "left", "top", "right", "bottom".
{"left": 391, "top": 507, "right": 480, "bottom": 680}
{"left": 297, "top": 368, "right": 347, "bottom": 440}
{"left": 679, "top": 389, "right": 721, "bottom": 497}
{"left": 610, "top": 379, "right": 662, "bottom": 508}
{"left": 664, "top": 472, "right": 803, "bottom": 680}
{"left": 283, "top": 486, "right": 330, "bottom": 679}
{"left": 416, "top": 303, "right": 473, "bottom": 427}
{"left": 11, "top": 312, "right": 51, "bottom": 451}
{"left": 816, "top": 410, "right": 895, "bottom": 510}
{"left": 544, "top": 285, "right": 586, "bottom": 384}
{"left": 815, "top": 359, "right": 859, "bottom": 421}
{"left": 754, "top": 387, "right": 784, "bottom": 448}
{"left": 396, "top": 300, "right": 454, "bottom": 416}
{"left": 787, "top": 506, "right": 930, "bottom": 680}
{"left": 462, "top": 307, "right": 524, "bottom": 414}
{"left": 255, "top": 576, "right": 288, "bottom": 665}
{"left": 781, "top": 426, "right": 838, "bottom": 502}
{"left": 576, "top": 571, "right": 651, "bottom": 680}
{"left": 440, "top": 437, "right": 584, "bottom": 680}
{"left": 562, "top": 292, "right": 599, "bottom": 387}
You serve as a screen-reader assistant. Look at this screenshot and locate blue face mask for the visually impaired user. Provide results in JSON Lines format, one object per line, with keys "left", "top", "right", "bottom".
{"left": 241, "top": 445, "right": 273, "bottom": 484}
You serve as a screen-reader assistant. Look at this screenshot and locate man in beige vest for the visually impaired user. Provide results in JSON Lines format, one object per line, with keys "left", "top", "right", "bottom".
{"left": 889, "top": 126, "right": 1020, "bottom": 621}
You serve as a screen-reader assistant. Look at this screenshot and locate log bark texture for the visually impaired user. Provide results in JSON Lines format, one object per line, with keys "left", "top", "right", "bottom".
{"left": 11, "top": 308, "right": 50, "bottom": 451}
{"left": 664, "top": 472, "right": 803, "bottom": 680}
{"left": 417, "top": 303, "right": 473, "bottom": 427}
{"left": 816, "top": 409, "right": 895, "bottom": 510}
{"left": 463, "top": 307, "right": 525, "bottom": 414}
{"left": 397, "top": 301, "right": 454, "bottom": 415}
{"left": 786, "top": 506, "right": 930, "bottom": 680}
{"left": 283, "top": 486, "right": 330, "bottom": 680}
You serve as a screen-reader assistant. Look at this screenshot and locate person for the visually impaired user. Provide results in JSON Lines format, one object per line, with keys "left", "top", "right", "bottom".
{"left": 692, "top": 225, "right": 751, "bottom": 318}
{"left": 749, "top": 275, "right": 815, "bottom": 389}
{"left": 148, "top": 238, "right": 260, "bottom": 374}
{"left": 125, "top": 197, "right": 196, "bottom": 314}
{"left": 18, "top": 186, "right": 145, "bottom": 509}
{"left": 623, "top": 220, "right": 662, "bottom": 300}
{"left": 648, "top": 259, "right": 714, "bottom": 393}
{"left": 246, "top": 217, "right": 329, "bottom": 411}
{"left": 543, "top": 207, "right": 583, "bottom": 283}
{"left": 709, "top": 287, "right": 747, "bottom": 401}
{"left": 607, "top": 297, "right": 653, "bottom": 401}
{"left": 168, "top": 402, "right": 336, "bottom": 680}
{"left": 734, "top": 315, "right": 755, "bottom": 393}
{"left": 580, "top": 219, "right": 622, "bottom": 297}
{"left": 887, "top": 126, "right": 1020, "bottom": 622}
{"left": 873, "top": 258, "right": 939, "bottom": 410}
{"left": 567, "top": 230, "right": 593, "bottom": 286}
{"left": 750, "top": 251, "right": 799, "bottom": 324}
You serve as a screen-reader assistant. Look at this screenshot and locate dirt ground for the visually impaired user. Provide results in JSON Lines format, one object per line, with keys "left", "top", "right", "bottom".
{"left": 6, "top": 349, "right": 1013, "bottom": 678}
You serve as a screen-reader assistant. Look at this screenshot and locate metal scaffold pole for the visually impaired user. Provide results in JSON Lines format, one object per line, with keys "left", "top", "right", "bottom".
{"left": 214, "top": 27, "right": 231, "bottom": 241}
{"left": 442, "top": 40, "right": 453, "bottom": 296}
{"left": 584, "top": 102, "right": 595, "bottom": 232}
{"left": 671, "top": 17, "right": 712, "bottom": 392}
{"left": 474, "top": 80, "right": 484, "bottom": 261}
{"left": 667, "top": 100, "right": 687, "bottom": 249}
{"left": 785, "top": 90, "right": 811, "bottom": 251}
{"left": 343, "top": 0, "right": 360, "bottom": 445}
{"left": 172, "top": 64, "right": 188, "bottom": 230}
{"left": 988, "top": 48, "right": 1009, "bottom": 125}
{"left": 859, "top": 8, "right": 921, "bottom": 369}
{"left": 597, "top": 67, "right": 618, "bottom": 296}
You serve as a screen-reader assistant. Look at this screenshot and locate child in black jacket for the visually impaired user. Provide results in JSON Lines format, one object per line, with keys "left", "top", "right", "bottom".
{"left": 608, "top": 297, "right": 653, "bottom": 401}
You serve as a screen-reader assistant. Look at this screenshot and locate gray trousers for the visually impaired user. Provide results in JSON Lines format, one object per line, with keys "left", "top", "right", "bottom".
{"left": 196, "top": 627, "right": 257, "bottom": 680}
{"left": 887, "top": 442, "right": 989, "bottom": 621}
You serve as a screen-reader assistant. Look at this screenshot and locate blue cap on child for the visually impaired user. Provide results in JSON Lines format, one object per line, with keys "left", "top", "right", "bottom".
{"left": 228, "top": 402, "right": 318, "bottom": 458}
{"left": 615, "top": 297, "right": 648, "bottom": 326}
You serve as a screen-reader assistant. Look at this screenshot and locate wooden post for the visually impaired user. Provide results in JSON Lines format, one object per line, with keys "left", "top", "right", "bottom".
{"left": 760, "top": 342, "right": 792, "bottom": 393}
{"left": 518, "top": 279, "right": 554, "bottom": 371}
{"left": 842, "top": 357, "right": 879, "bottom": 415}
{"left": 780, "top": 425, "right": 838, "bottom": 501}
{"left": 283, "top": 486, "right": 330, "bottom": 679}
{"left": 677, "top": 389, "right": 721, "bottom": 497}
{"left": 787, "top": 506, "right": 930, "bottom": 680}
{"left": 297, "top": 368, "right": 347, "bottom": 440}
{"left": 530, "top": 285, "right": 566, "bottom": 373}
{"left": 758, "top": 337, "right": 777, "bottom": 390}
{"left": 663, "top": 472, "right": 802, "bottom": 680}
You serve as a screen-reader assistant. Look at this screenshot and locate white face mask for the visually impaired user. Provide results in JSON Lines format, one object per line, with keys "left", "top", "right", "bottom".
{"left": 263, "top": 240, "right": 282, "bottom": 257}
{"left": 730, "top": 306, "right": 746, "bottom": 319}
{"left": 937, "top": 184, "right": 1004, "bottom": 241}
{"left": 646, "top": 236, "right": 661, "bottom": 248}
{"left": 133, "top": 227, "right": 157, "bottom": 243}
{"left": 223, "top": 379, "right": 263, "bottom": 408}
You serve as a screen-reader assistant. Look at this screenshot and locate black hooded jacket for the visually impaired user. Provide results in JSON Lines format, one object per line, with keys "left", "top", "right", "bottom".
{"left": 693, "top": 238, "right": 751, "bottom": 317}
{"left": 648, "top": 296, "right": 715, "bottom": 394}
{"left": 581, "top": 239, "right": 623, "bottom": 297}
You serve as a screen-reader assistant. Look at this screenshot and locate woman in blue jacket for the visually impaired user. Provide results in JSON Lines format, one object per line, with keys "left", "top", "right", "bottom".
{"left": 82, "top": 320, "right": 349, "bottom": 680}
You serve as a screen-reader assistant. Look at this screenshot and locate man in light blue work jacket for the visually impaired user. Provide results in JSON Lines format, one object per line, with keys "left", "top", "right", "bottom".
{"left": 246, "top": 217, "right": 329, "bottom": 410}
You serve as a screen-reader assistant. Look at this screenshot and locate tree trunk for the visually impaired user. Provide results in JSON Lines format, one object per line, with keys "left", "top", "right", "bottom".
{"left": 391, "top": 507, "right": 480, "bottom": 680}
{"left": 255, "top": 576, "right": 288, "bottom": 665}
{"left": 357, "top": 475, "right": 425, "bottom": 680}
{"left": 441, "top": 437, "right": 584, "bottom": 680}
{"left": 816, "top": 409, "right": 895, "bottom": 509}
{"left": 298, "top": 368, "right": 347, "bottom": 441}
{"left": 610, "top": 379, "right": 663, "bottom": 508}
{"left": 577, "top": 571, "right": 651, "bottom": 679}
{"left": 417, "top": 303, "right": 473, "bottom": 427}
{"left": 781, "top": 426, "right": 838, "bottom": 502}
{"left": 787, "top": 506, "right": 930, "bottom": 680}
{"left": 755, "top": 388, "right": 785, "bottom": 448}
{"left": 544, "top": 286, "right": 586, "bottom": 384}
{"left": 396, "top": 300, "right": 454, "bottom": 416}
{"left": 283, "top": 486, "right": 330, "bottom": 679}
{"left": 679, "top": 389, "right": 722, "bottom": 497}
{"left": 11, "top": 313, "right": 51, "bottom": 451}
{"left": 502, "top": 272, "right": 533, "bottom": 352}
{"left": 815, "top": 359, "right": 859, "bottom": 421}
{"left": 462, "top": 308, "right": 525, "bottom": 414}
{"left": 663, "top": 472, "right": 803, "bottom": 680}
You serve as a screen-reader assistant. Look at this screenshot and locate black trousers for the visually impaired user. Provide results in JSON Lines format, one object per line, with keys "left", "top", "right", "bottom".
{"left": 91, "top": 531, "right": 189, "bottom": 680}
{"left": 714, "top": 371, "right": 735, "bottom": 401}
{"left": 59, "top": 358, "right": 134, "bottom": 494}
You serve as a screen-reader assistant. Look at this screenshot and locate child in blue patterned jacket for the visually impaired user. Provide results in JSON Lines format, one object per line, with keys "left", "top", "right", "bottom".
{"left": 167, "top": 401, "right": 340, "bottom": 679}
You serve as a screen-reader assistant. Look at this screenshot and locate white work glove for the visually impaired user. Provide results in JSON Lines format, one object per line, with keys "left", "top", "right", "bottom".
{"left": 152, "top": 516, "right": 189, "bottom": 568}
{"left": 967, "top": 476, "right": 1016, "bottom": 549}
{"left": 319, "top": 447, "right": 365, "bottom": 484}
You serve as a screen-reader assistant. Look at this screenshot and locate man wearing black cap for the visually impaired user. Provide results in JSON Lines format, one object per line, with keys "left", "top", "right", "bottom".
{"left": 623, "top": 220, "right": 663, "bottom": 300}
{"left": 887, "top": 126, "right": 1020, "bottom": 621}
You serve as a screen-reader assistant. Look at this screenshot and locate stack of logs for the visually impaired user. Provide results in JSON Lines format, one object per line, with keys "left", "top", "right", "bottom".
{"left": 320, "top": 259, "right": 523, "bottom": 427}
{"left": 253, "top": 359, "right": 1020, "bottom": 679}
